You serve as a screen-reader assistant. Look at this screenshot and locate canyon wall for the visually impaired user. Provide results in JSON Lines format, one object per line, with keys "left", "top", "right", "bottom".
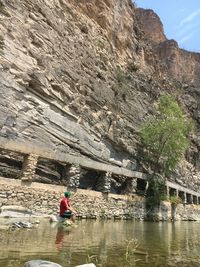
{"left": 0, "top": 1, "right": 200, "bottom": 192}
{"left": 0, "top": 0, "right": 150, "bottom": 167}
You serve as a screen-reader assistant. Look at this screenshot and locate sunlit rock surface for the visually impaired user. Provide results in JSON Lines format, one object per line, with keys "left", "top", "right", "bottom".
{"left": 23, "top": 260, "right": 62, "bottom": 267}
{"left": 0, "top": 0, "right": 200, "bottom": 190}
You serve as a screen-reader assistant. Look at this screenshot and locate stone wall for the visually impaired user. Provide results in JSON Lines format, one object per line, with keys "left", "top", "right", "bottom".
{"left": 0, "top": 177, "right": 145, "bottom": 220}
{"left": 157, "top": 201, "right": 200, "bottom": 221}
{"left": 1, "top": 176, "right": 200, "bottom": 221}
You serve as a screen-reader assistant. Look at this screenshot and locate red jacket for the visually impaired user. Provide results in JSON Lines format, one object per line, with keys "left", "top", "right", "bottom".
{"left": 59, "top": 197, "right": 70, "bottom": 216}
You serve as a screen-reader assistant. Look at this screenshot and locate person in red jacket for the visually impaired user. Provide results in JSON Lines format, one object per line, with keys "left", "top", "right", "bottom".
{"left": 59, "top": 191, "right": 77, "bottom": 222}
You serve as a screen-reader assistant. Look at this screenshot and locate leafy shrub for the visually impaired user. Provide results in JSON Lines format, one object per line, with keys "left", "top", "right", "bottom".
{"left": 138, "top": 94, "right": 194, "bottom": 176}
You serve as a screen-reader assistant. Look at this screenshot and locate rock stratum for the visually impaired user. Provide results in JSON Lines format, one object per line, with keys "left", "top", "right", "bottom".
{"left": 0, "top": 0, "right": 200, "bottom": 190}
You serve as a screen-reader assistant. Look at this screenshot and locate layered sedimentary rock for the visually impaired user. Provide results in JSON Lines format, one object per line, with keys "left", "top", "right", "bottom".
{"left": 0, "top": 1, "right": 200, "bottom": 190}
{"left": 0, "top": 0, "right": 154, "bottom": 170}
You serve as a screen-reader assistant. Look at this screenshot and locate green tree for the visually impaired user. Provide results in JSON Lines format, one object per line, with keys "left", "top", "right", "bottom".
{"left": 139, "top": 94, "right": 194, "bottom": 176}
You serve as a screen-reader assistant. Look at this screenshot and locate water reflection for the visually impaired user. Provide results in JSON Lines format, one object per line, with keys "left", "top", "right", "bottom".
{"left": 55, "top": 226, "right": 71, "bottom": 250}
{"left": 1, "top": 220, "right": 200, "bottom": 267}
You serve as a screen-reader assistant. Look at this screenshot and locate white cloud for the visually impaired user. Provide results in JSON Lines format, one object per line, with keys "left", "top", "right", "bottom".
{"left": 179, "top": 8, "right": 200, "bottom": 27}
{"left": 176, "top": 8, "right": 200, "bottom": 46}
{"left": 177, "top": 22, "right": 199, "bottom": 37}
{"left": 178, "top": 32, "right": 194, "bottom": 45}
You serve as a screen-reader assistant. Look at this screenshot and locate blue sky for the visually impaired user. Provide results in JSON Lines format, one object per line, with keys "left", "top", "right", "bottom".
{"left": 135, "top": 0, "right": 200, "bottom": 52}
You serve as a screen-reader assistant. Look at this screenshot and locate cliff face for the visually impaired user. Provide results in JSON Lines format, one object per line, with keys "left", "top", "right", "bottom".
{"left": 0, "top": 0, "right": 154, "bottom": 166}
{"left": 0, "top": 1, "right": 200, "bottom": 190}
{"left": 136, "top": 8, "right": 200, "bottom": 86}
{"left": 135, "top": 8, "right": 166, "bottom": 44}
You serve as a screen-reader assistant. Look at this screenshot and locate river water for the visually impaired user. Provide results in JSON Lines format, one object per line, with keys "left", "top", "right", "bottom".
{"left": 0, "top": 219, "right": 200, "bottom": 267}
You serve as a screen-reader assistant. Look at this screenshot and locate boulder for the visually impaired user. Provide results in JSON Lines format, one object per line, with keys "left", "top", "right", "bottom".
{"left": 23, "top": 260, "right": 62, "bottom": 267}
{"left": 0, "top": 205, "right": 32, "bottom": 218}
{"left": 1, "top": 205, "right": 31, "bottom": 213}
{"left": 75, "top": 265, "right": 96, "bottom": 267}
{"left": 11, "top": 221, "right": 33, "bottom": 229}
{"left": 49, "top": 214, "right": 66, "bottom": 223}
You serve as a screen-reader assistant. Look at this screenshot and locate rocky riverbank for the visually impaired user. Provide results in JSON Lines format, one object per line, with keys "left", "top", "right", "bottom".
{"left": 1, "top": 176, "right": 200, "bottom": 221}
